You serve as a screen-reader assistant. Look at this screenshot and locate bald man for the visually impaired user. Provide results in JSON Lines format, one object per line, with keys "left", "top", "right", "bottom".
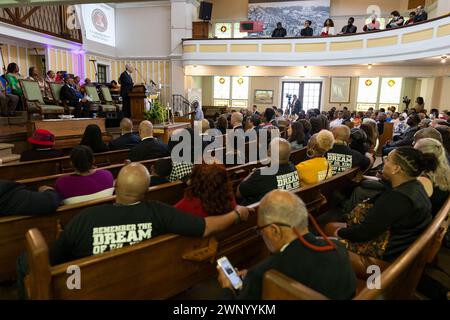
{"left": 326, "top": 125, "right": 370, "bottom": 175}
{"left": 237, "top": 138, "right": 300, "bottom": 205}
{"left": 108, "top": 118, "right": 140, "bottom": 150}
{"left": 118, "top": 63, "right": 134, "bottom": 118}
{"left": 217, "top": 189, "right": 356, "bottom": 300}
{"left": 128, "top": 120, "right": 169, "bottom": 162}
{"left": 49, "top": 163, "right": 250, "bottom": 265}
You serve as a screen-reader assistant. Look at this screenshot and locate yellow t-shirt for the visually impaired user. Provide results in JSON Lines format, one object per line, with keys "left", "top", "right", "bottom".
{"left": 296, "top": 157, "right": 332, "bottom": 185}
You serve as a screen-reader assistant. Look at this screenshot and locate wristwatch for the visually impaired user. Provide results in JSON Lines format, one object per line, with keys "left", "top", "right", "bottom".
{"left": 233, "top": 208, "right": 242, "bottom": 224}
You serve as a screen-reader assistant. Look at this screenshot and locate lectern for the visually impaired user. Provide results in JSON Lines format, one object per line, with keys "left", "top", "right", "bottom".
{"left": 129, "top": 85, "right": 147, "bottom": 123}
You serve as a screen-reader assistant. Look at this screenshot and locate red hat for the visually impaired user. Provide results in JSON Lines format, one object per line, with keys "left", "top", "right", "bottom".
{"left": 28, "top": 129, "right": 55, "bottom": 147}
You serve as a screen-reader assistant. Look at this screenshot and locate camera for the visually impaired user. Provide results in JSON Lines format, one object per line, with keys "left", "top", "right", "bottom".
{"left": 286, "top": 93, "right": 292, "bottom": 99}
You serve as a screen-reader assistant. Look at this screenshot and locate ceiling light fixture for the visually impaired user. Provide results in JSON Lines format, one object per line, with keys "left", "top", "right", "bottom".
{"left": 441, "top": 56, "right": 448, "bottom": 64}
{"left": 368, "top": 64, "right": 373, "bottom": 69}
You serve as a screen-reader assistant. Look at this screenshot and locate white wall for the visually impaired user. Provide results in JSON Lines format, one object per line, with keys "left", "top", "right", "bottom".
{"left": 115, "top": 5, "right": 171, "bottom": 58}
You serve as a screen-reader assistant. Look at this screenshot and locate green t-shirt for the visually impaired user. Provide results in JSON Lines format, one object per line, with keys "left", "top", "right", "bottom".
{"left": 5, "top": 73, "right": 22, "bottom": 95}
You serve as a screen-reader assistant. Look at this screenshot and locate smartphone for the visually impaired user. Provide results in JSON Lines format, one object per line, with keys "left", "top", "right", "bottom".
{"left": 217, "top": 256, "right": 243, "bottom": 290}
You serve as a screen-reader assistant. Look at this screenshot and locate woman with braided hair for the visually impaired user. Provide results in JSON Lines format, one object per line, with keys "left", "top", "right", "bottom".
{"left": 327, "top": 147, "right": 437, "bottom": 277}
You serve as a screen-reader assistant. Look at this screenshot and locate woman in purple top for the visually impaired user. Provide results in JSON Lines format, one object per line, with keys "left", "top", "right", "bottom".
{"left": 55, "top": 145, "right": 114, "bottom": 205}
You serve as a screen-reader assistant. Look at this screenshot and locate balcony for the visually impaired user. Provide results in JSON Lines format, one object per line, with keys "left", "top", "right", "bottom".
{"left": 182, "top": 14, "right": 450, "bottom": 67}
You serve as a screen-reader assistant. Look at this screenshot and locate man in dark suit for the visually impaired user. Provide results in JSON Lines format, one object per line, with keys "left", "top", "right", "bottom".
{"left": 252, "top": 105, "right": 260, "bottom": 115}
{"left": 109, "top": 118, "right": 140, "bottom": 150}
{"left": 60, "top": 75, "right": 90, "bottom": 117}
{"left": 217, "top": 189, "right": 357, "bottom": 300}
{"left": 118, "top": 64, "right": 134, "bottom": 118}
{"left": 271, "top": 22, "right": 287, "bottom": 37}
{"left": 292, "top": 95, "right": 302, "bottom": 115}
{"left": 129, "top": 120, "right": 170, "bottom": 162}
{"left": 300, "top": 20, "right": 314, "bottom": 37}
{"left": 414, "top": 6, "right": 428, "bottom": 23}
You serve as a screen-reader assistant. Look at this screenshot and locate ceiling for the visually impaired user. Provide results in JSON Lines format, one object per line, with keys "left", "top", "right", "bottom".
{"left": 373, "top": 55, "right": 450, "bottom": 66}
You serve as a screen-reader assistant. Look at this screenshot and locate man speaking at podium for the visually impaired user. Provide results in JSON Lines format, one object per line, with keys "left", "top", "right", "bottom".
{"left": 119, "top": 64, "right": 134, "bottom": 118}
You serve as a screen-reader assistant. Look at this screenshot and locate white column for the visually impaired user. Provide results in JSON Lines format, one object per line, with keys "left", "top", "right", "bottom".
{"left": 170, "top": 0, "right": 198, "bottom": 98}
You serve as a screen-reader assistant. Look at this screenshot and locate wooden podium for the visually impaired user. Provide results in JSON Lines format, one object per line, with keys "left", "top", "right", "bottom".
{"left": 129, "top": 85, "right": 147, "bottom": 123}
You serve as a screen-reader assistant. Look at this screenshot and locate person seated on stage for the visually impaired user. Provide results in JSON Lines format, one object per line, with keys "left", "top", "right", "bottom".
{"left": 110, "top": 80, "right": 120, "bottom": 94}
{"left": 327, "top": 147, "right": 435, "bottom": 277}
{"left": 60, "top": 75, "right": 90, "bottom": 118}
{"left": 271, "top": 22, "right": 287, "bottom": 38}
{"left": 237, "top": 138, "right": 300, "bottom": 205}
{"left": 108, "top": 118, "right": 140, "bottom": 150}
{"left": 0, "top": 180, "right": 59, "bottom": 216}
{"left": 217, "top": 189, "right": 356, "bottom": 300}
{"left": 340, "top": 17, "right": 357, "bottom": 34}
{"left": 73, "top": 76, "right": 82, "bottom": 94}
{"left": 27, "top": 66, "right": 46, "bottom": 97}
{"left": 296, "top": 130, "right": 334, "bottom": 186}
{"left": 0, "top": 83, "right": 19, "bottom": 117}
{"left": 363, "top": 15, "right": 381, "bottom": 32}
{"left": 20, "top": 129, "right": 64, "bottom": 162}
{"left": 287, "top": 121, "right": 306, "bottom": 151}
{"left": 55, "top": 145, "right": 114, "bottom": 205}
{"left": 80, "top": 124, "right": 109, "bottom": 153}
{"left": 46, "top": 70, "right": 56, "bottom": 83}
{"left": 414, "top": 138, "right": 450, "bottom": 217}
{"left": 326, "top": 125, "right": 370, "bottom": 175}
{"left": 300, "top": 20, "right": 314, "bottom": 37}
{"left": 150, "top": 158, "right": 172, "bottom": 186}
{"left": 48, "top": 162, "right": 250, "bottom": 264}
{"left": 129, "top": 120, "right": 170, "bottom": 162}
{"left": 175, "top": 163, "right": 236, "bottom": 218}
{"left": 5, "top": 63, "right": 23, "bottom": 99}
{"left": 321, "top": 19, "right": 335, "bottom": 36}
{"left": 383, "top": 113, "right": 420, "bottom": 156}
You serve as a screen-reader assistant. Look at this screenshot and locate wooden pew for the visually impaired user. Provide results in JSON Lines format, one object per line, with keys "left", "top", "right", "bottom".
{"left": 262, "top": 196, "right": 450, "bottom": 300}
{"left": 22, "top": 169, "right": 361, "bottom": 299}
{"left": 0, "top": 181, "right": 185, "bottom": 283}
{"left": 378, "top": 122, "right": 394, "bottom": 156}
{"left": 0, "top": 149, "right": 130, "bottom": 181}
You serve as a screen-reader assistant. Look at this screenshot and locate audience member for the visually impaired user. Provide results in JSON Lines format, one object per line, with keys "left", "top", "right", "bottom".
{"left": 287, "top": 121, "right": 305, "bottom": 151}
{"left": 387, "top": 11, "right": 405, "bottom": 28}
{"left": 383, "top": 113, "right": 420, "bottom": 155}
{"left": 193, "top": 101, "right": 204, "bottom": 121}
{"left": 341, "top": 17, "right": 357, "bottom": 34}
{"left": 414, "top": 6, "right": 428, "bottom": 22}
{"left": 414, "top": 138, "right": 450, "bottom": 216}
{"left": 300, "top": 20, "right": 314, "bottom": 36}
{"left": 435, "top": 125, "right": 450, "bottom": 163}
{"left": 217, "top": 189, "right": 356, "bottom": 300}
{"left": 80, "top": 124, "right": 109, "bottom": 153}
{"left": 108, "top": 118, "right": 140, "bottom": 150}
{"left": 405, "top": 11, "right": 416, "bottom": 25}
{"left": 299, "top": 119, "right": 312, "bottom": 145}
{"left": 238, "top": 138, "right": 299, "bottom": 205}
{"left": 46, "top": 70, "right": 56, "bottom": 83}
{"left": 129, "top": 120, "right": 170, "bottom": 162}
{"left": 216, "top": 115, "right": 228, "bottom": 135}
{"left": 20, "top": 129, "right": 64, "bottom": 162}
{"left": 321, "top": 19, "right": 335, "bottom": 36}
{"left": 150, "top": 158, "right": 172, "bottom": 186}
{"left": 175, "top": 163, "right": 236, "bottom": 217}
{"left": 326, "top": 126, "right": 370, "bottom": 175}
{"left": 415, "top": 97, "right": 425, "bottom": 112}
{"left": 364, "top": 15, "right": 380, "bottom": 32}
{"left": 168, "top": 128, "right": 196, "bottom": 182}
{"left": 0, "top": 181, "right": 59, "bottom": 216}
{"left": 310, "top": 115, "right": 329, "bottom": 134}
{"left": 55, "top": 145, "right": 114, "bottom": 205}
{"left": 413, "top": 127, "right": 443, "bottom": 145}
{"left": 296, "top": 130, "right": 334, "bottom": 185}
{"left": 272, "top": 22, "right": 287, "bottom": 37}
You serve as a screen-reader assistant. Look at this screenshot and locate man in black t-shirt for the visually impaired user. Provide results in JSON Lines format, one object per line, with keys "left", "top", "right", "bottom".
{"left": 217, "top": 190, "right": 357, "bottom": 300}
{"left": 49, "top": 163, "right": 250, "bottom": 265}
{"left": 326, "top": 125, "right": 370, "bottom": 175}
{"left": 237, "top": 138, "right": 300, "bottom": 205}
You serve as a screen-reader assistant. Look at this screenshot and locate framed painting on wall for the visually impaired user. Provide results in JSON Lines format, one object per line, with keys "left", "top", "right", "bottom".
{"left": 254, "top": 90, "right": 274, "bottom": 104}
{"left": 329, "top": 77, "right": 351, "bottom": 104}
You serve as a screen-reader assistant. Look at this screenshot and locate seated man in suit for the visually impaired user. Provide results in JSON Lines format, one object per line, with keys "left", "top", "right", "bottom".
{"left": 217, "top": 189, "right": 356, "bottom": 300}
{"left": 60, "top": 75, "right": 90, "bottom": 118}
{"left": 108, "top": 118, "right": 140, "bottom": 150}
{"left": 128, "top": 120, "right": 170, "bottom": 162}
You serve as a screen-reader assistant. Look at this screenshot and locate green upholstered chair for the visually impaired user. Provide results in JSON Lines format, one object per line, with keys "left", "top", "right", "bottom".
{"left": 48, "top": 82, "right": 74, "bottom": 114}
{"left": 100, "top": 85, "right": 122, "bottom": 112}
{"left": 85, "top": 85, "right": 117, "bottom": 114}
{"left": 20, "top": 80, "right": 64, "bottom": 118}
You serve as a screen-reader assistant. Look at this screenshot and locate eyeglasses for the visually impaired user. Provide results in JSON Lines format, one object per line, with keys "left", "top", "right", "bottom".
{"left": 255, "top": 223, "right": 292, "bottom": 236}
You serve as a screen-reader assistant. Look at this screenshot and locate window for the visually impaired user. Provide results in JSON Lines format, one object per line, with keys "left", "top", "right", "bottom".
{"left": 281, "top": 81, "right": 322, "bottom": 112}
{"left": 214, "top": 22, "right": 248, "bottom": 38}
{"left": 97, "top": 64, "right": 107, "bottom": 83}
{"left": 213, "top": 76, "right": 249, "bottom": 107}
{"left": 356, "top": 77, "right": 403, "bottom": 111}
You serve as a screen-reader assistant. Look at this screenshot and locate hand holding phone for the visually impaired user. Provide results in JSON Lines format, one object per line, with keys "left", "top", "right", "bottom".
{"left": 217, "top": 256, "right": 243, "bottom": 290}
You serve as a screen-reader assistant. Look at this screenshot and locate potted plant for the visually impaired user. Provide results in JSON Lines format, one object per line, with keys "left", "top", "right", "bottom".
{"left": 143, "top": 99, "right": 168, "bottom": 124}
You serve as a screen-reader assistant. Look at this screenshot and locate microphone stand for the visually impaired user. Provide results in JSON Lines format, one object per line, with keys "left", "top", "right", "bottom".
{"left": 0, "top": 44, "right": 5, "bottom": 74}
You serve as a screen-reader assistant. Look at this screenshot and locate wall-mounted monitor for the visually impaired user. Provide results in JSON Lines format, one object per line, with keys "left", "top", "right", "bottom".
{"left": 81, "top": 3, "right": 116, "bottom": 47}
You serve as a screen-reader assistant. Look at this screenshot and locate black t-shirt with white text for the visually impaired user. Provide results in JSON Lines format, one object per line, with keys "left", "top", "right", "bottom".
{"left": 326, "top": 143, "right": 370, "bottom": 175}
{"left": 50, "top": 201, "right": 205, "bottom": 265}
{"left": 238, "top": 163, "right": 300, "bottom": 205}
